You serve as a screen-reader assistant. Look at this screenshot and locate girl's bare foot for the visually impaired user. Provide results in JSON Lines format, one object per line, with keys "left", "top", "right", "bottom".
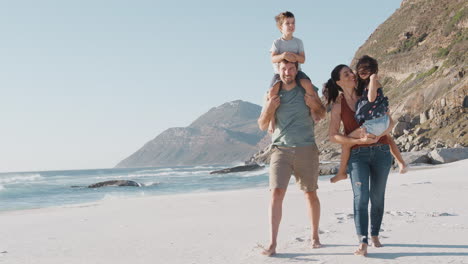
{"left": 312, "top": 238, "right": 322, "bottom": 248}
{"left": 330, "top": 173, "right": 347, "bottom": 183}
{"left": 354, "top": 243, "right": 368, "bottom": 256}
{"left": 371, "top": 236, "right": 383, "bottom": 247}
{"left": 261, "top": 243, "right": 277, "bottom": 257}
{"left": 398, "top": 162, "right": 408, "bottom": 174}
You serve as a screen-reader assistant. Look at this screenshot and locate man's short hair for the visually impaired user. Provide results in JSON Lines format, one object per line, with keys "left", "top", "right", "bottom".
{"left": 278, "top": 59, "right": 298, "bottom": 69}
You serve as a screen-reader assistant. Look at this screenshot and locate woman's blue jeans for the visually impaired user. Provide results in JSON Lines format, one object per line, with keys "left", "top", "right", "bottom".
{"left": 348, "top": 144, "right": 392, "bottom": 244}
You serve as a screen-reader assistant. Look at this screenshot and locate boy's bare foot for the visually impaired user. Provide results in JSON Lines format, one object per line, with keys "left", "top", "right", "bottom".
{"left": 312, "top": 238, "right": 322, "bottom": 248}
{"left": 354, "top": 243, "right": 368, "bottom": 256}
{"left": 398, "top": 162, "right": 408, "bottom": 174}
{"left": 330, "top": 173, "right": 347, "bottom": 183}
{"left": 260, "top": 244, "right": 276, "bottom": 257}
{"left": 371, "top": 236, "right": 383, "bottom": 247}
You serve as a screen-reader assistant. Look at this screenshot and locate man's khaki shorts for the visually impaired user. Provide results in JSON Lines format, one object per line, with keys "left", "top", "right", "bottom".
{"left": 269, "top": 144, "right": 319, "bottom": 192}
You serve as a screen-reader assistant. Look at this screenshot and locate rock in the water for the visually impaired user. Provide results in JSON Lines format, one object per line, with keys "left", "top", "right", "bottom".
{"left": 429, "top": 147, "right": 468, "bottom": 164}
{"left": 210, "top": 164, "right": 264, "bottom": 174}
{"left": 87, "top": 180, "right": 142, "bottom": 188}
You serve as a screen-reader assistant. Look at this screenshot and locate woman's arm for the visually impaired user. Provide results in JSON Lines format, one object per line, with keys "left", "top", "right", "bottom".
{"left": 328, "top": 102, "right": 378, "bottom": 146}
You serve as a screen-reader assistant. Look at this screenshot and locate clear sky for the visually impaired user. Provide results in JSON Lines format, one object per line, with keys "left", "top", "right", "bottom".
{"left": 0, "top": 0, "right": 402, "bottom": 173}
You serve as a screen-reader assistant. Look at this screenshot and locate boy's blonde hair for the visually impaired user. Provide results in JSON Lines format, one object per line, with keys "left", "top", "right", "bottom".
{"left": 275, "top": 11, "right": 295, "bottom": 29}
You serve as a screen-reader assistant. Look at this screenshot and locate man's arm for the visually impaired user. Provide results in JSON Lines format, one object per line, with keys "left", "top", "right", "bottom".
{"left": 258, "top": 95, "right": 280, "bottom": 131}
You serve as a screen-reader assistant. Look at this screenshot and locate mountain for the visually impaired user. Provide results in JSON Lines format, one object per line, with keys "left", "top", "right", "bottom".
{"left": 115, "top": 100, "right": 266, "bottom": 168}
{"left": 314, "top": 0, "right": 467, "bottom": 156}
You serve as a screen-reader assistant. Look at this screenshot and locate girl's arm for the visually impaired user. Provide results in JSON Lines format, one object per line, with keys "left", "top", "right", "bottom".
{"left": 367, "top": 74, "right": 382, "bottom": 102}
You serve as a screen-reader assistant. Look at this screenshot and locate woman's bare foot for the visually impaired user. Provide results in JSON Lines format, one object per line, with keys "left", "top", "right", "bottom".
{"left": 354, "top": 243, "right": 368, "bottom": 256}
{"left": 398, "top": 162, "right": 408, "bottom": 174}
{"left": 330, "top": 173, "right": 347, "bottom": 183}
{"left": 371, "top": 236, "right": 383, "bottom": 247}
{"left": 312, "top": 238, "right": 322, "bottom": 248}
{"left": 261, "top": 243, "right": 277, "bottom": 257}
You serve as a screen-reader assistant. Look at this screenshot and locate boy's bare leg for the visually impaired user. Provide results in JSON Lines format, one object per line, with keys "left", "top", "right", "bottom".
{"left": 388, "top": 136, "right": 408, "bottom": 173}
{"left": 268, "top": 82, "right": 281, "bottom": 133}
{"left": 331, "top": 145, "right": 350, "bottom": 183}
{"left": 305, "top": 191, "right": 321, "bottom": 248}
{"left": 262, "top": 188, "right": 286, "bottom": 256}
{"left": 300, "top": 79, "right": 326, "bottom": 121}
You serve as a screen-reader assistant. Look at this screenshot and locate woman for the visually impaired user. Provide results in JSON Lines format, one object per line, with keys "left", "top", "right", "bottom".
{"left": 325, "top": 64, "right": 394, "bottom": 256}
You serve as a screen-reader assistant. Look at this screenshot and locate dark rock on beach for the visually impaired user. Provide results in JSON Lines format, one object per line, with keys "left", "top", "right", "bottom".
{"left": 210, "top": 164, "right": 264, "bottom": 174}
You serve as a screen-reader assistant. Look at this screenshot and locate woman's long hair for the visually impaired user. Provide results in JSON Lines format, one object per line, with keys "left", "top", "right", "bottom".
{"left": 323, "top": 64, "right": 348, "bottom": 105}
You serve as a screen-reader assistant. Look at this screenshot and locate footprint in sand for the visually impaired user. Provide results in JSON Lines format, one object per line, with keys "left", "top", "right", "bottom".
{"left": 428, "top": 212, "right": 457, "bottom": 217}
{"left": 413, "top": 181, "right": 432, "bottom": 185}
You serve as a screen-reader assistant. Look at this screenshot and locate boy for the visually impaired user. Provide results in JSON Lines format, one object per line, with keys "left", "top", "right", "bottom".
{"left": 268, "top": 11, "right": 323, "bottom": 132}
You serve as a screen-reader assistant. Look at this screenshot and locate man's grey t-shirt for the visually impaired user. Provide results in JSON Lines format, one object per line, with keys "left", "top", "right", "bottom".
{"left": 270, "top": 37, "right": 304, "bottom": 73}
{"left": 268, "top": 85, "right": 316, "bottom": 147}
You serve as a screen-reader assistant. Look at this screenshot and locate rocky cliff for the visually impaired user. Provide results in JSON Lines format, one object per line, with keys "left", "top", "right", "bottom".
{"left": 116, "top": 100, "right": 266, "bottom": 168}
{"left": 318, "top": 0, "right": 467, "bottom": 158}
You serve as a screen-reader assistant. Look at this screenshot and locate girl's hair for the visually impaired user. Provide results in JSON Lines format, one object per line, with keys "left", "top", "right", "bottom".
{"left": 356, "top": 55, "right": 379, "bottom": 96}
{"left": 275, "top": 11, "right": 294, "bottom": 28}
{"left": 323, "top": 64, "right": 348, "bottom": 105}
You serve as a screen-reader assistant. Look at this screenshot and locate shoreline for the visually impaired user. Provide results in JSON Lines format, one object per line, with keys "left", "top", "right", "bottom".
{"left": 0, "top": 162, "right": 441, "bottom": 214}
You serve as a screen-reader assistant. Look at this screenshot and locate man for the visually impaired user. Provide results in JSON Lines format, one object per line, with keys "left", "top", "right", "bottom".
{"left": 258, "top": 59, "right": 326, "bottom": 256}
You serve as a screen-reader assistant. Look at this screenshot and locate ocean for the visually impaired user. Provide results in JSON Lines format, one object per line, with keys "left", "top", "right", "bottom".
{"left": 0, "top": 165, "right": 273, "bottom": 212}
{"left": 0, "top": 165, "right": 335, "bottom": 212}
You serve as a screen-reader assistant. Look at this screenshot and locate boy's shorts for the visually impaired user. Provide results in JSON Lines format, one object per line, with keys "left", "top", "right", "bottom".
{"left": 269, "top": 70, "right": 310, "bottom": 88}
{"left": 269, "top": 144, "right": 319, "bottom": 192}
{"left": 362, "top": 114, "right": 390, "bottom": 136}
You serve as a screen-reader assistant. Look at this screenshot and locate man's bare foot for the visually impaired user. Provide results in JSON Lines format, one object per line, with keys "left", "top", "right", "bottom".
{"left": 354, "top": 243, "right": 368, "bottom": 256}
{"left": 330, "top": 173, "right": 347, "bottom": 183}
{"left": 398, "top": 162, "right": 408, "bottom": 174}
{"left": 261, "top": 244, "right": 276, "bottom": 257}
{"left": 371, "top": 236, "right": 383, "bottom": 247}
{"left": 312, "top": 238, "right": 322, "bottom": 248}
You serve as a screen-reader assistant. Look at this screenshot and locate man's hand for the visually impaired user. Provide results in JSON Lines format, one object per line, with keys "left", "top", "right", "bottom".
{"left": 258, "top": 95, "right": 280, "bottom": 131}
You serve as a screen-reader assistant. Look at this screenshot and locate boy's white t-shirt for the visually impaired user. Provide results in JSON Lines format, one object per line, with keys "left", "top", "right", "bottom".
{"left": 270, "top": 37, "right": 304, "bottom": 74}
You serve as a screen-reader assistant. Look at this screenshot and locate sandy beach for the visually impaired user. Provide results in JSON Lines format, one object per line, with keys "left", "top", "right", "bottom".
{"left": 1, "top": 159, "right": 468, "bottom": 264}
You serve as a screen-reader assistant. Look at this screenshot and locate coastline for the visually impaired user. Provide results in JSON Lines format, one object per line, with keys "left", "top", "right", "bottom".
{"left": 1, "top": 159, "right": 467, "bottom": 263}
